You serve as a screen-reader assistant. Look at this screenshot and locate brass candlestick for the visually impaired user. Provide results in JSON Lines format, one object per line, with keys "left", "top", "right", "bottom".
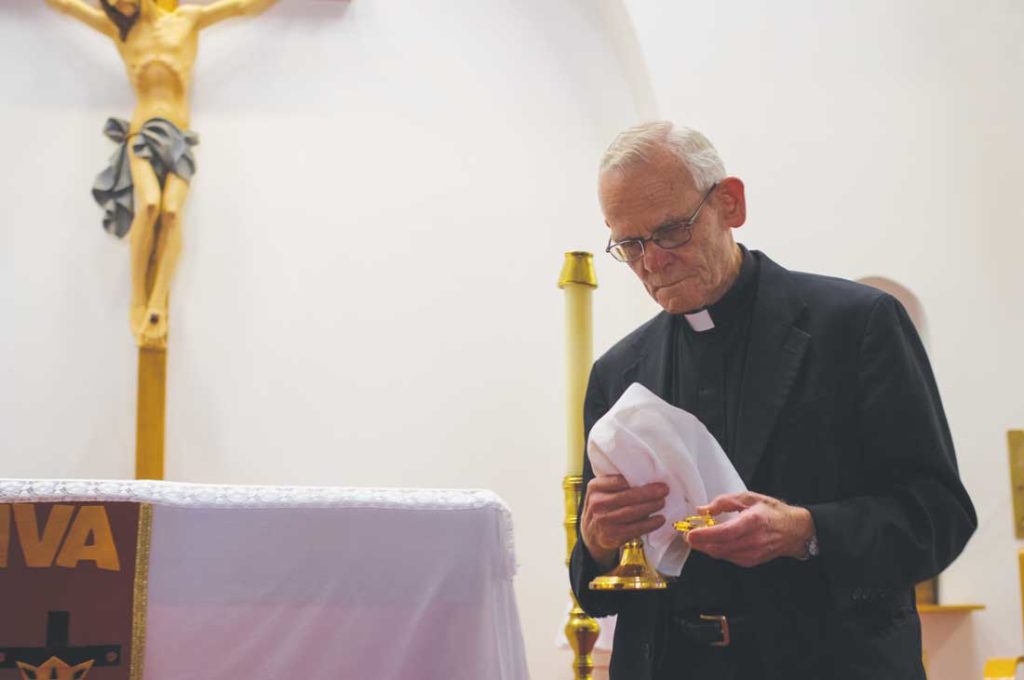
{"left": 558, "top": 252, "right": 600, "bottom": 679}
{"left": 564, "top": 475, "right": 600, "bottom": 679}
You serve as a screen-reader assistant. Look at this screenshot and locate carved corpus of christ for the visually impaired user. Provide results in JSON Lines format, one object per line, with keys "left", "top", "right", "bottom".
{"left": 45, "top": 0, "right": 279, "bottom": 348}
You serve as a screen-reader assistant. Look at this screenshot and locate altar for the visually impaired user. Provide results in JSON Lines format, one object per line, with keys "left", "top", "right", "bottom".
{"left": 0, "top": 479, "right": 528, "bottom": 680}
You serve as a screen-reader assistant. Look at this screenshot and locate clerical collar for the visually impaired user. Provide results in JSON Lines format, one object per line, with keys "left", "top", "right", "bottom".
{"left": 681, "top": 245, "right": 757, "bottom": 333}
{"left": 683, "top": 309, "right": 715, "bottom": 332}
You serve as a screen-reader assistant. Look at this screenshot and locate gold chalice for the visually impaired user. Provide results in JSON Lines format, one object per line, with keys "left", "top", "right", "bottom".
{"left": 589, "top": 513, "right": 716, "bottom": 591}
{"left": 588, "top": 536, "right": 667, "bottom": 590}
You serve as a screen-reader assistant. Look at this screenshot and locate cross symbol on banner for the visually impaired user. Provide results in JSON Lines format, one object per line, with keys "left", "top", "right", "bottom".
{"left": 0, "top": 611, "right": 121, "bottom": 675}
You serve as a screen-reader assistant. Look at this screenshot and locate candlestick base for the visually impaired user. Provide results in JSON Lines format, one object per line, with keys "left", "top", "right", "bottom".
{"left": 565, "top": 597, "right": 600, "bottom": 680}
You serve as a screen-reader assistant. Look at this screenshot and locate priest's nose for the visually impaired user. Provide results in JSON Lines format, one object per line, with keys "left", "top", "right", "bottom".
{"left": 641, "top": 243, "right": 673, "bottom": 273}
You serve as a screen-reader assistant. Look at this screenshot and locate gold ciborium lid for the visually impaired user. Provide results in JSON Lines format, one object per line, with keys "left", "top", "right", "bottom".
{"left": 673, "top": 513, "right": 717, "bottom": 534}
{"left": 589, "top": 538, "right": 667, "bottom": 591}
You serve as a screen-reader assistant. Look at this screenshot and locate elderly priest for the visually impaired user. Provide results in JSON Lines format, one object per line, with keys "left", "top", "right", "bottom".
{"left": 569, "top": 121, "right": 976, "bottom": 680}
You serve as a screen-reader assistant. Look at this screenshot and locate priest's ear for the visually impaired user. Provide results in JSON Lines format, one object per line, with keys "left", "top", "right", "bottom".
{"left": 715, "top": 177, "right": 746, "bottom": 229}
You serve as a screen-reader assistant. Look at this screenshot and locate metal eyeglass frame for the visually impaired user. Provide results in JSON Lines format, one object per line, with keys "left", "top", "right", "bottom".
{"left": 605, "top": 182, "right": 719, "bottom": 263}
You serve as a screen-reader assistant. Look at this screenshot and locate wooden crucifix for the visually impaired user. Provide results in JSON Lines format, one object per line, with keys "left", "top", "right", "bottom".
{"left": 44, "top": 0, "right": 280, "bottom": 478}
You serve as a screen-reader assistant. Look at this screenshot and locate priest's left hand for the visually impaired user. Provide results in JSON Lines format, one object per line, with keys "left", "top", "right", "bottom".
{"left": 684, "top": 491, "right": 815, "bottom": 567}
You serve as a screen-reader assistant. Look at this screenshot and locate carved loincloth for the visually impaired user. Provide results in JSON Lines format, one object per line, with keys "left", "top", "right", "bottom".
{"left": 92, "top": 117, "right": 199, "bottom": 239}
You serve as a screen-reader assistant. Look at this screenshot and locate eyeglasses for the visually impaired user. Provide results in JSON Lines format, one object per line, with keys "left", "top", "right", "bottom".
{"left": 605, "top": 182, "right": 718, "bottom": 263}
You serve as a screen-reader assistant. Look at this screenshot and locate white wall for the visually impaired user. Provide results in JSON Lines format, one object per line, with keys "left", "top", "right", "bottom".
{"left": 2, "top": 1, "right": 1022, "bottom": 678}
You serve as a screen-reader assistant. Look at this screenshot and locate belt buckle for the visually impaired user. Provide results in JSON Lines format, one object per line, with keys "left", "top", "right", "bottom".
{"left": 699, "top": 614, "right": 730, "bottom": 647}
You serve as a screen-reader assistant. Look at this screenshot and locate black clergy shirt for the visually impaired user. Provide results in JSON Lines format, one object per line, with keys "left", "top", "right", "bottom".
{"left": 664, "top": 244, "right": 759, "bottom": 612}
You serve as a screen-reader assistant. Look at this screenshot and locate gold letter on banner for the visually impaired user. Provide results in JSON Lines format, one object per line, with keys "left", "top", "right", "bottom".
{"left": 14, "top": 504, "right": 74, "bottom": 567}
{"left": 56, "top": 506, "right": 121, "bottom": 571}
{"left": 0, "top": 505, "right": 9, "bottom": 567}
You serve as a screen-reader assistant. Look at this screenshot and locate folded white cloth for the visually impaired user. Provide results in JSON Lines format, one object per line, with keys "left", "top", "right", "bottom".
{"left": 587, "top": 382, "right": 746, "bottom": 576}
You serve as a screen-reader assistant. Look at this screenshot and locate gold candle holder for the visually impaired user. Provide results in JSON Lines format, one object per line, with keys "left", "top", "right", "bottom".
{"left": 559, "top": 252, "right": 600, "bottom": 679}
{"left": 564, "top": 475, "right": 600, "bottom": 680}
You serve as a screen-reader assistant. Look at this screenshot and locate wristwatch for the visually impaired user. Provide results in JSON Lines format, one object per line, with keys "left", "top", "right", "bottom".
{"left": 801, "top": 533, "right": 820, "bottom": 560}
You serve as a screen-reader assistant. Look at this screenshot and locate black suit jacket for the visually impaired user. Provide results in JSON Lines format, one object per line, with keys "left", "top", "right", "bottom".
{"left": 569, "top": 251, "right": 976, "bottom": 680}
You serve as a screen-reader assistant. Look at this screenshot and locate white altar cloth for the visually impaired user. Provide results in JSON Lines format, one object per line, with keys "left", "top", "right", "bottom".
{"left": 0, "top": 479, "right": 528, "bottom": 680}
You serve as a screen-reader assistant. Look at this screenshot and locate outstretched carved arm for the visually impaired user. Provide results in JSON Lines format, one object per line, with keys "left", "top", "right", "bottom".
{"left": 197, "top": 0, "right": 279, "bottom": 29}
{"left": 44, "top": 0, "right": 117, "bottom": 38}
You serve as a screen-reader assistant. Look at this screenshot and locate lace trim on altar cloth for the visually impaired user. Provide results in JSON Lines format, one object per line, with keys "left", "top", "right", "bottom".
{"left": 0, "top": 478, "right": 518, "bottom": 577}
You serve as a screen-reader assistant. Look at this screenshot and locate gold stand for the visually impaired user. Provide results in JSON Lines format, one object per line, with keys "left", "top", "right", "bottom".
{"left": 559, "top": 253, "right": 600, "bottom": 679}
{"left": 564, "top": 603, "right": 600, "bottom": 680}
{"left": 564, "top": 475, "right": 600, "bottom": 680}
{"left": 135, "top": 347, "right": 166, "bottom": 480}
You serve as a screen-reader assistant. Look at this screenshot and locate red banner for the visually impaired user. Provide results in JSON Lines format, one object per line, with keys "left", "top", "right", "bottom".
{"left": 0, "top": 502, "right": 147, "bottom": 680}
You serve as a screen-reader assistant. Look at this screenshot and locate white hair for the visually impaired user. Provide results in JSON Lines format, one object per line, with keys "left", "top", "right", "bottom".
{"left": 599, "top": 121, "right": 727, "bottom": 191}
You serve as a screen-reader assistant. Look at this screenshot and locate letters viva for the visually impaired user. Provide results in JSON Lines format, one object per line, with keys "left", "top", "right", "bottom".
{"left": 0, "top": 504, "right": 121, "bottom": 571}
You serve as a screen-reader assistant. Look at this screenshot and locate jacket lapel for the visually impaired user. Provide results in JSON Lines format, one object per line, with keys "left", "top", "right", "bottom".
{"left": 733, "top": 253, "right": 810, "bottom": 484}
{"left": 620, "top": 312, "right": 674, "bottom": 403}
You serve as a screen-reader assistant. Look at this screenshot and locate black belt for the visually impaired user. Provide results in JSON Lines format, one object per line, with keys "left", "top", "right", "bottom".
{"left": 664, "top": 612, "right": 752, "bottom": 647}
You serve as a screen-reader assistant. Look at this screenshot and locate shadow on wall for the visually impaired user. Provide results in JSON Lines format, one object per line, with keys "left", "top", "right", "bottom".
{"left": 857, "top": 276, "right": 928, "bottom": 345}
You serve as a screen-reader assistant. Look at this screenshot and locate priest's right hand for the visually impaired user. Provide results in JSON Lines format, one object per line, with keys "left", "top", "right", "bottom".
{"left": 581, "top": 474, "right": 669, "bottom": 572}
